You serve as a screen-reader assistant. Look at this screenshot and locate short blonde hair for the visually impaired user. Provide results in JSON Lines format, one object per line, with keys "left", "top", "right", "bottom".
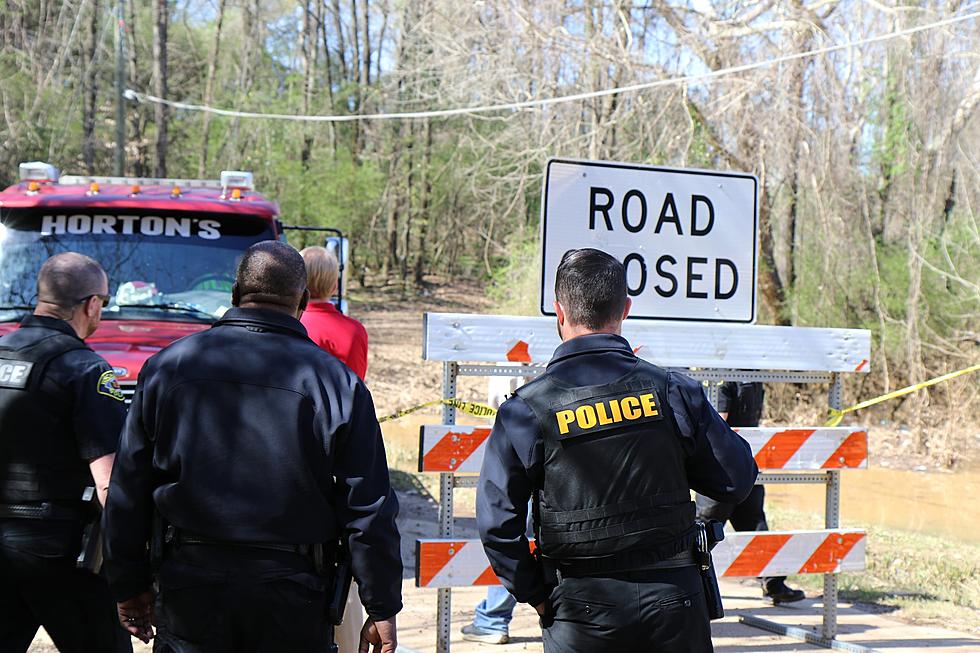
{"left": 300, "top": 246, "right": 339, "bottom": 299}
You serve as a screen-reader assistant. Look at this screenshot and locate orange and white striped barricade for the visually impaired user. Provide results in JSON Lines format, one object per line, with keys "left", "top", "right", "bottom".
{"left": 741, "top": 426, "right": 868, "bottom": 470}
{"left": 418, "top": 425, "right": 868, "bottom": 474}
{"left": 417, "top": 425, "right": 491, "bottom": 474}
{"left": 415, "top": 530, "right": 866, "bottom": 589}
{"left": 418, "top": 312, "right": 872, "bottom": 653}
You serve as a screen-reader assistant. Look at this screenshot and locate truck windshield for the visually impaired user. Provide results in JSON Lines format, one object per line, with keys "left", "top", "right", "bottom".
{"left": 0, "top": 208, "right": 276, "bottom": 322}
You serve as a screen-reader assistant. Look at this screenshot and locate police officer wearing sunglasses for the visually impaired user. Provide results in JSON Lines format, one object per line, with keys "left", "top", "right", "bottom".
{"left": 477, "top": 248, "right": 758, "bottom": 653}
{"left": 0, "top": 252, "right": 129, "bottom": 652}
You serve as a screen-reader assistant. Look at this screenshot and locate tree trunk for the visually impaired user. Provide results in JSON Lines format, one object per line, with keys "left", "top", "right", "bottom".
{"left": 126, "top": 0, "right": 148, "bottom": 176}
{"left": 904, "top": 217, "right": 926, "bottom": 448}
{"left": 300, "top": 0, "right": 315, "bottom": 169}
{"left": 349, "top": 0, "right": 363, "bottom": 157}
{"left": 758, "top": 162, "right": 790, "bottom": 325}
{"left": 223, "top": 0, "right": 259, "bottom": 167}
{"left": 374, "top": 1, "right": 387, "bottom": 83}
{"left": 329, "top": 0, "right": 348, "bottom": 81}
{"left": 585, "top": 1, "right": 601, "bottom": 159}
{"left": 876, "top": 27, "right": 904, "bottom": 242}
{"left": 383, "top": 120, "right": 409, "bottom": 280}
{"left": 381, "top": 126, "right": 403, "bottom": 279}
{"left": 198, "top": 0, "right": 226, "bottom": 177}
{"left": 82, "top": 0, "right": 99, "bottom": 174}
{"left": 414, "top": 118, "right": 432, "bottom": 285}
{"left": 360, "top": 0, "right": 370, "bottom": 88}
{"left": 783, "top": 22, "right": 814, "bottom": 324}
{"left": 400, "top": 121, "right": 415, "bottom": 282}
{"left": 316, "top": 0, "right": 337, "bottom": 155}
{"left": 383, "top": 199, "right": 400, "bottom": 281}
{"left": 152, "top": 0, "right": 168, "bottom": 177}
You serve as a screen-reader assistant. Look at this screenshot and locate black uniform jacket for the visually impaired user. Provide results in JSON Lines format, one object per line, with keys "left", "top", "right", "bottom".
{"left": 1, "top": 315, "right": 125, "bottom": 465}
{"left": 103, "top": 308, "right": 402, "bottom": 620}
{"left": 476, "top": 333, "right": 758, "bottom": 607}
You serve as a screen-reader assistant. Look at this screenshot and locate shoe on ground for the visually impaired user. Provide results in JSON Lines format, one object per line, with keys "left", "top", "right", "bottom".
{"left": 763, "top": 579, "right": 806, "bottom": 604}
{"left": 461, "top": 624, "right": 510, "bottom": 644}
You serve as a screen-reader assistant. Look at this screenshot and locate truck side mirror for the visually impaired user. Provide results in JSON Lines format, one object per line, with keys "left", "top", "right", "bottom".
{"left": 324, "top": 236, "right": 349, "bottom": 315}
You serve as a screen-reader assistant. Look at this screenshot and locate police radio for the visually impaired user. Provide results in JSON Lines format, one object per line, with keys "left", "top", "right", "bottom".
{"left": 696, "top": 520, "right": 725, "bottom": 620}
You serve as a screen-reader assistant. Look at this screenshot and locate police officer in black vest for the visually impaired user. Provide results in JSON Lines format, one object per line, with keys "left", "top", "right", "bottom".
{"left": 696, "top": 382, "right": 805, "bottom": 604}
{"left": 102, "top": 241, "right": 401, "bottom": 653}
{"left": 0, "top": 252, "right": 130, "bottom": 652}
{"left": 477, "top": 248, "right": 758, "bottom": 652}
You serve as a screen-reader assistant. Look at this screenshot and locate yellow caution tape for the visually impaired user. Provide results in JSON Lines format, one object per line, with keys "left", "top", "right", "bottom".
{"left": 381, "top": 363, "right": 979, "bottom": 426}
{"left": 379, "top": 398, "right": 497, "bottom": 424}
{"left": 825, "top": 363, "right": 980, "bottom": 426}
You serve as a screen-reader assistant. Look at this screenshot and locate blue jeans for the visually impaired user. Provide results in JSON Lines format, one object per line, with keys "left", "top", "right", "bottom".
{"left": 472, "top": 585, "right": 517, "bottom": 634}
{"left": 473, "top": 499, "right": 530, "bottom": 634}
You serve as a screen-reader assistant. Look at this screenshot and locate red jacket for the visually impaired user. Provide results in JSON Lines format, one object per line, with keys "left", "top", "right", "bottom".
{"left": 300, "top": 301, "right": 369, "bottom": 380}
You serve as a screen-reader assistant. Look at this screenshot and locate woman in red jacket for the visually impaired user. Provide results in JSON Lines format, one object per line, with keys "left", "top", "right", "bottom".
{"left": 300, "top": 245, "right": 369, "bottom": 649}
{"left": 299, "top": 246, "right": 368, "bottom": 380}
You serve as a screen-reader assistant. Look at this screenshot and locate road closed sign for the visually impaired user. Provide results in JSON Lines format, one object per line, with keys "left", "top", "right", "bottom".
{"left": 540, "top": 158, "right": 758, "bottom": 323}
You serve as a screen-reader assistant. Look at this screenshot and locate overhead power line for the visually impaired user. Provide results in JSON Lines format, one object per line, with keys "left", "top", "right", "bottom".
{"left": 125, "top": 10, "right": 980, "bottom": 122}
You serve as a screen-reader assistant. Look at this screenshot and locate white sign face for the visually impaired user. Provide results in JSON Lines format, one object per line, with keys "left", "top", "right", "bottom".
{"left": 540, "top": 159, "right": 758, "bottom": 323}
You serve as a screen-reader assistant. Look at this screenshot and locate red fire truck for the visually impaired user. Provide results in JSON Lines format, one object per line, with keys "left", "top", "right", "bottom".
{"left": 0, "top": 162, "right": 345, "bottom": 400}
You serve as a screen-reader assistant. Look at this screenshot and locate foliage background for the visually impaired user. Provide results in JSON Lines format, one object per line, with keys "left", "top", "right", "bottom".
{"left": 1, "top": 0, "right": 977, "bottom": 462}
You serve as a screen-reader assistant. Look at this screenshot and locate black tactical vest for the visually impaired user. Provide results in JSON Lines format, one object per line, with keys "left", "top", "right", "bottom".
{"left": 516, "top": 359, "right": 695, "bottom": 563}
{"left": 0, "top": 329, "right": 93, "bottom": 510}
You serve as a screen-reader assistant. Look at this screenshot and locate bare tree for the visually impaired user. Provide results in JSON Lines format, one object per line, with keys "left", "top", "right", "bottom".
{"left": 152, "top": 0, "right": 168, "bottom": 177}
{"left": 197, "top": 0, "right": 226, "bottom": 176}
{"left": 82, "top": 0, "right": 100, "bottom": 174}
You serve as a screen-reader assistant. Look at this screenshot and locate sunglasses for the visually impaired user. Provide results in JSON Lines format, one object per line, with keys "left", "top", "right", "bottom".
{"left": 77, "top": 294, "right": 110, "bottom": 308}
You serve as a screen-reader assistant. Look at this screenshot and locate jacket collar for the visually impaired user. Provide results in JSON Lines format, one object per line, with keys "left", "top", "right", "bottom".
{"left": 306, "top": 301, "right": 340, "bottom": 314}
{"left": 18, "top": 315, "right": 83, "bottom": 341}
{"left": 548, "top": 332, "right": 633, "bottom": 367}
{"left": 214, "top": 307, "right": 309, "bottom": 338}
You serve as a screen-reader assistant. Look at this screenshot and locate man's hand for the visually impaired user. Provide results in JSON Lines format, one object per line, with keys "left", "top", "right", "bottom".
{"left": 117, "top": 590, "right": 155, "bottom": 643}
{"left": 535, "top": 600, "right": 554, "bottom": 628}
{"left": 359, "top": 616, "right": 397, "bottom": 653}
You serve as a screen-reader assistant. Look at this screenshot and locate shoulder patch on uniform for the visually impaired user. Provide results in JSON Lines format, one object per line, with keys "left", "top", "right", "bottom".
{"left": 97, "top": 369, "right": 125, "bottom": 401}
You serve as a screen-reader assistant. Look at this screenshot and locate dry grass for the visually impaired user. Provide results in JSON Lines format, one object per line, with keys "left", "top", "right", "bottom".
{"left": 768, "top": 503, "right": 980, "bottom": 634}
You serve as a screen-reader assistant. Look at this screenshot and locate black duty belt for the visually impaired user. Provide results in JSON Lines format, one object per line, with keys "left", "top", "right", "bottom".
{"left": 553, "top": 548, "right": 698, "bottom": 579}
{"left": 170, "top": 529, "right": 313, "bottom": 556}
{"left": 0, "top": 502, "right": 87, "bottom": 520}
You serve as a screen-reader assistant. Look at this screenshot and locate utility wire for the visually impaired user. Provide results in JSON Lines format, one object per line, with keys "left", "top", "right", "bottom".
{"left": 125, "top": 10, "right": 980, "bottom": 122}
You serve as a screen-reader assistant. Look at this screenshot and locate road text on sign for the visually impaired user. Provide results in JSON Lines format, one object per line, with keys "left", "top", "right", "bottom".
{"left": 540, "top": 159, "right": 758, "bottom": 322}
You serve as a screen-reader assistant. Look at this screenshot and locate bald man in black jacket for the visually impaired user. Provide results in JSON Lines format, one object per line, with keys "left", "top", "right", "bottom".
{"left": 103, "top": 241, "right": 401, "bottom": 653}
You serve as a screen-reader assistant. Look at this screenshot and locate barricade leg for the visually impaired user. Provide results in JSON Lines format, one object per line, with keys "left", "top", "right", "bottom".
{"left": 823, "top": 469, "right": 841, "bottom": 639}
{"left": 740, "top": 615, "right": 878, "bottom": 652}
{"left": 737, "top": 469, "right": 873, "bottom": 651}
{"left": 436, "top": 362, "right": 458, "bottom": 653}
{"left": 436, "top": 472, "right": 453, "bottom": 653}
{"left": 738, "top": 374, "right": 877, "bottom": 651}
{"left": 706, "top": 379, "right": 720, "bottom": 408}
